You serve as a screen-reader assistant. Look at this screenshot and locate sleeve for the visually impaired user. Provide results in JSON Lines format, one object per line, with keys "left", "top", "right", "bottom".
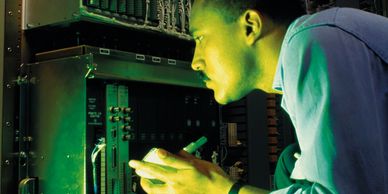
{"left": 271, "top": 182, "right": 332, "bottom": 194}
{"left": 274, "top": 24, "right": 387, "bottom": 193}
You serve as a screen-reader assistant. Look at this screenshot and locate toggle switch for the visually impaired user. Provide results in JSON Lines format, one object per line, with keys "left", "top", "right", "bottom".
{"left": 110, "top": 116, "right": 121, "bottom": 122}
{"left": 122, "top": 125, "right": 132, "bottom": 131}
{"left": 122, "top": 134, "right": 132, "bottom": 141}
{"left": 123, "top": 107, "right": 132, "bottom": 114}
{"left": 124, "top": 117, "right": 132, "bottom": 123}
{"left": 109, "top": 107, "right": 121, "bottom": 113}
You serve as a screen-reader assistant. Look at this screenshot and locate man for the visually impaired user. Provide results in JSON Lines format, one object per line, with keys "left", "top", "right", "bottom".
{"left": 129, "top": 0, "right": 388, "bottom": 193}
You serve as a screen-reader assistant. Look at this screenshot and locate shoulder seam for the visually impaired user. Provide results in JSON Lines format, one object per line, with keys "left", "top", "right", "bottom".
{"left": 286, "top": 24, "right": 337, "bottom": 44}
{"left": 286, "top": 8, "right": 340, "bottom": 44}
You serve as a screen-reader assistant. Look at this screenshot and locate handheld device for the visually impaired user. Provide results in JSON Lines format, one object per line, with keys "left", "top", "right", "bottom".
{"left": 135, "top": 136, "right": 208, "bottom": 183}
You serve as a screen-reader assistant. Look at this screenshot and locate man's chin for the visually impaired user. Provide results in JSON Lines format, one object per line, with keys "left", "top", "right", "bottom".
{"left": 213, "top": 92, "right": 230, "bottom": 105}
{"left": 213, "top": 89, "right": 250, "bottom": 105}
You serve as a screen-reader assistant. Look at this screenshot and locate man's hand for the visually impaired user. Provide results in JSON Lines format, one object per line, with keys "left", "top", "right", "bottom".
{"left": 129, "top": 149, "right": 235, "bottom": 194}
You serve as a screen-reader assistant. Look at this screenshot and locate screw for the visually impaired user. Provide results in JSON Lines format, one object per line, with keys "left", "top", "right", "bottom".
{"left": 19, "top": 151, "right": 27, "bottom": 158}
{"left": 5, "top": 122, "right": 11, "bottom": 127}
{"left": 7, "top": 47, "right": 12, "bottom": 52}
{"left": 6, "top": 83, "right": 11, "bottom": 88}
{"left": 8, "top": 11, "right": 13, "bottom": 16}
{"left": 5, "top": 160, "right": 10, "bottom": 165}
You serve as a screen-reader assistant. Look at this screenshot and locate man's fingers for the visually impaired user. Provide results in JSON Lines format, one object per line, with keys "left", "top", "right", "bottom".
{"left": 129, "top": 160, "right": 176, "bottom": 182}
{"left": 177, "top": 149, "right": 197, "bottom": 160}
{"left": 140, "top": 178, "right": 170, "bottom": 194}
{"left": 156, "top": 149, "right": 194, "bottom": 169}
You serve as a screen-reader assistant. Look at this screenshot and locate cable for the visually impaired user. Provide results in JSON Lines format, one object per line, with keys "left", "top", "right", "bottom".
{"left": 221, "top": 145, "right": 228, "bottom": 163}
{"left": 91, "top": 138, "right": 106, "bottom": 194}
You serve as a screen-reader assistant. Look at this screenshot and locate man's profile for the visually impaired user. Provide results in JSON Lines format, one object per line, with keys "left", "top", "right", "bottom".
{"left": 129, "top": 1, "right": 388, "bottom": 193}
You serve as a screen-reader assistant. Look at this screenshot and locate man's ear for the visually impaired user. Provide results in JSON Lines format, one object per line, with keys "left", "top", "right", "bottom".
{"left": 239, "top": 10, "right": 263, "bottom": 46}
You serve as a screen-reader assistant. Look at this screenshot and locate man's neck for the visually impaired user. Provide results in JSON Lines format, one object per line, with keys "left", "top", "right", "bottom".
{"left": 255, "top": 23, "right": 287, "bottom": 94}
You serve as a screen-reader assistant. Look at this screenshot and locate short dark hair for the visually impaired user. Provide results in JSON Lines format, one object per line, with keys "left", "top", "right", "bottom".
{"left": 201, "top": 0, "right": 306, "bottom": 25}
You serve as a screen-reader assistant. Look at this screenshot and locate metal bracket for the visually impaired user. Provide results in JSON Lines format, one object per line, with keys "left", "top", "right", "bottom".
{"left": 85, "top": 63, "right": 98, "bottom": 79}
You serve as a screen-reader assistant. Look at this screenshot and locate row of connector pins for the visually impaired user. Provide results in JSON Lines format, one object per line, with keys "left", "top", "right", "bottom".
{"left": 109, "top": 116, "right": 132, "bottom": 123}
{"left": 109, "top": 107, "right": 132, "bottom": 114}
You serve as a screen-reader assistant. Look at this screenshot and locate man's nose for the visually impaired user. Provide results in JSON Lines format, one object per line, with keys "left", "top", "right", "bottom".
{"left": 191, "top": 59, "right": 205, "bottom": 71}
{"left": 191, "top": 49, "right": 205, "bottom": 71}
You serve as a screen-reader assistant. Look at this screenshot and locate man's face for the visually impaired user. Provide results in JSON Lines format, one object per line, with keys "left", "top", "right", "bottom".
{"left": 190, "top": 1, "right": 260, "bottom": 105}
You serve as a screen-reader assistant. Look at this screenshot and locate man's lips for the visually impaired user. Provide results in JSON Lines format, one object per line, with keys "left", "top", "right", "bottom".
{"left": 198, "top": 71, "right": 210, "bottom": 82}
